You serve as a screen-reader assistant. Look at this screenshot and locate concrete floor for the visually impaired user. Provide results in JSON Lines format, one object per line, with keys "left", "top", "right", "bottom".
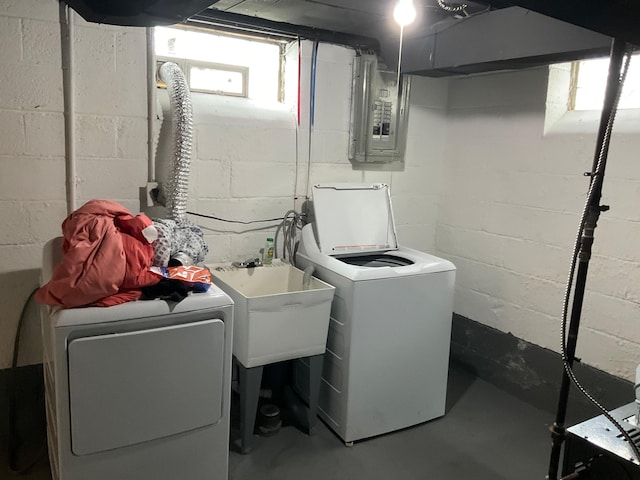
{"left": 12, "top": 364, "right": 555, "bottom": 480}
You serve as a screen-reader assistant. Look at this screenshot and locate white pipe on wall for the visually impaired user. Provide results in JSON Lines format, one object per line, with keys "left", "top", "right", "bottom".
{"left": 146, "top": 27, "right": 157, "bottom": 183}
{"left": 60, "top": 4, "right": 77, "bottom": 214}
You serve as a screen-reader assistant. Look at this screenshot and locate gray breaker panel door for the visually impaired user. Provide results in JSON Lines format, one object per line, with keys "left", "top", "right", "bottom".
{"left": 68, "top": 319, "right": 225, "bottom": 455}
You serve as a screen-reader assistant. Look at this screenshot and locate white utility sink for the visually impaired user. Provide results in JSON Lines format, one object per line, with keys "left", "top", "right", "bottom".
{"left": 212, "top": 260, "right": 335, "bottom": 368}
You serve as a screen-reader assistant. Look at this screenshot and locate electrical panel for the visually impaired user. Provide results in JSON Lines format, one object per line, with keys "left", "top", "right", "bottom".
{"left": 348, "top": 54, "right": 411, "bottom": 165}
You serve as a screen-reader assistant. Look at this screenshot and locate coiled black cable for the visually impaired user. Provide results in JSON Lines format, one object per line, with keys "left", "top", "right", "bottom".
{"left": 437, "top": 0, "right": 467, "bottom": 14}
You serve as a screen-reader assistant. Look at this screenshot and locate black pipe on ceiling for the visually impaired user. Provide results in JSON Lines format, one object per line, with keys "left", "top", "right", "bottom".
{"left": 188, "top": 10, "right": 380, "bottom": 53}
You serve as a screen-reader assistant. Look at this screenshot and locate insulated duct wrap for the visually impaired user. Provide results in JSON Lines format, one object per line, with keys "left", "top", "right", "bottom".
{"left": 159, "top": 62, "right": 193, "bottom": 222}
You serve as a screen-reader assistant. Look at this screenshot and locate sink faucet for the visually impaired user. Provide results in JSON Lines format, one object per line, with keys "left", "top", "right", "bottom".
{"left": 303, "top": 266, "right": 315, "bottom": 290}
{"left": 232, "top": 257, "right": 263, "bottom": 268}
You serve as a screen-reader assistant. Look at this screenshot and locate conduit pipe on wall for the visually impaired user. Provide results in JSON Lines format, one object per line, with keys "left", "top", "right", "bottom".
{"left": 60, "top": 4, "right": 77, "bottom": 214}
{"left": 146, "top": 27, "right": 156, "bottom": 183}
{"left": 304, "top": 41, "right": 319, "bottom": 199}
{"left": 158, "top": 62, "right": 193, "bottom": 222}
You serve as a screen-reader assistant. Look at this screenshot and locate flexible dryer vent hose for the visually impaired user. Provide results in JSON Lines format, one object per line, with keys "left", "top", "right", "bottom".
{"left": 159, "top": 62, "right": 193, "bottom": 222}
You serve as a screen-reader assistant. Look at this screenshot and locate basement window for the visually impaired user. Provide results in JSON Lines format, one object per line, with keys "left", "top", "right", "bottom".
{"left": 157, "top": 57, "right": 249, "bottom": 97}
{"left": 571, "top": 55, "right": 640, "bottom": 111}
{"left": 154, "top": 26, "right": 283, "bottom": 102}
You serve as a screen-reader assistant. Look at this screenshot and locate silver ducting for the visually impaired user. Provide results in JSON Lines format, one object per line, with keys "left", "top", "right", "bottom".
{"left": 159, "top": 62, "right": 193, "bottom": 222}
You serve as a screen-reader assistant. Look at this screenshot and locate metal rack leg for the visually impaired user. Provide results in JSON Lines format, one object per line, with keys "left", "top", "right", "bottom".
{"left": 238, "top": 364, "right": 263, "bottom": 454}
{"left": 307, "top": 354, "right": 324, "bottom": 435}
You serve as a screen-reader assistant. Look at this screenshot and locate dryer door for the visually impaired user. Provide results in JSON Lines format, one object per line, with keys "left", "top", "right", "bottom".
{"left": 68, "top": 319, "right": 225, "bottom": 455}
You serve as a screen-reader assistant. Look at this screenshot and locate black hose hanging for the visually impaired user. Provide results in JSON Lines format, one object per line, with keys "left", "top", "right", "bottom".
{"left": 7, "top": 289, "right": 46, "bottom": 476}
{"left": 547, "top": 38, "right": 637, "bottom": 480}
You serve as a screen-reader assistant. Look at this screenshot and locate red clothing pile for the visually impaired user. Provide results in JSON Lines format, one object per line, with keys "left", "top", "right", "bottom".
{"left": 35, "top": 200, "right": 160, "bottom": 308}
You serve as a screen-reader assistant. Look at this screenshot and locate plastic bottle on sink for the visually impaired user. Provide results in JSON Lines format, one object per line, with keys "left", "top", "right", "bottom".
{"left": 263, "top": 237, "right": 274, "bottom": 265}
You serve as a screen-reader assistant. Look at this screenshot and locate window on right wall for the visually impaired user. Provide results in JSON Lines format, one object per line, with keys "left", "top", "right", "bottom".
{"left": 571, "top": 55, "right": 640, "bottom": 111}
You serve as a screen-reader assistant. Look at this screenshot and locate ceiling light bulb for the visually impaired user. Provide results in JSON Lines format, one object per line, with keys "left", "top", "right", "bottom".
{"left": 393, "top": 0, "right": 416, "bottom": 26}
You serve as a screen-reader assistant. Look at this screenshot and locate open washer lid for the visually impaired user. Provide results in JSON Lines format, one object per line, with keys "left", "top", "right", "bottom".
{"left": 312, "top": 183, "right": 398, "bottom": 256}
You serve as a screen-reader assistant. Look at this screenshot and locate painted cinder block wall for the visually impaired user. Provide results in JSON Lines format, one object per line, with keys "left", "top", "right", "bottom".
{"left": 0, "top": 0, "right": 147, "bottom": 369}
{"left": 1, "top": 0, "right": 639, "bottom": 384}
{"left": 440, "top": 66, "right": 640, "bottom": 380}
{"left": 0, "top": 3, "right": 446, "bottom": 371}
{"left": 178, "top": 42, "right": 446, "bottom": 264}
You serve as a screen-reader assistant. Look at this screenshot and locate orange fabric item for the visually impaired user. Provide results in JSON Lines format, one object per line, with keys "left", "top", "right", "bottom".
{"left": 35, "top": 200, "right": 159, "bottom": 308}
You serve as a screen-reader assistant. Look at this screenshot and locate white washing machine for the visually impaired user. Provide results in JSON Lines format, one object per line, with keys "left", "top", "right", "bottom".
{"left": 295, "top": 183, "right": 455, "bottom": 444}
{"left": 40, "top": 238, "right": 234, "bottom": 480}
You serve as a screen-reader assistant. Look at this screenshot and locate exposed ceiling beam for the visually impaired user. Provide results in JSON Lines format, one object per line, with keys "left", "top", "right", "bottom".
{"left": 189, "top": 9, "right": 381, "bottom": 53}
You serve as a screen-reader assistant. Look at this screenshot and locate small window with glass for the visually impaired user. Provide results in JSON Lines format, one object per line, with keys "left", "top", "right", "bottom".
{"left": 154, "top": 26, "right": 283, "bottom": 102}
{"left": 571, "top": 55, "right": 640, "bottom": 111}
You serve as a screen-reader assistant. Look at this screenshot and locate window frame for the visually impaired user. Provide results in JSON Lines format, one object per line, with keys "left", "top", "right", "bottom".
{"left": 544, "top": 61, "right": 640, "bottom": 136}
{"left": 569, "top": 54, "right": 640, "bottom": 112}
{"left": 156, "top": 56, "right": 250, "bottom": 98}
{"left": 567, "top": 61, "right": 579, "bottom": 112}
{"left": 154, "top": 25, "right": 289, "bottom": 102}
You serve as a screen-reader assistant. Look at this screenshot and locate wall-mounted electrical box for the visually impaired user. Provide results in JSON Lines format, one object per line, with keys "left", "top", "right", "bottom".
{"left": 348, "top": 54, "right": 411, "bottom": 165}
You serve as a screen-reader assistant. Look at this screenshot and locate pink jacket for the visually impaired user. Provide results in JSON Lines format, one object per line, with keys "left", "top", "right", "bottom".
{"left": 36, "top": 200, "right": 159, "bottom": 308}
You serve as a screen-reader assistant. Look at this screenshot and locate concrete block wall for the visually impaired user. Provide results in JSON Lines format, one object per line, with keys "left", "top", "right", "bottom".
{"left": 184, "top": 93, "right": 298, "bottom": 263}
{"left": 3, "top": 6, "right": 635, "bottom": 383}
{"left": 0, "top": 0, "right": 67, "bottom": 372}
{"left": 72, "top": 21, "right": 147, "bottom": 209}
{"left": 439, "top": 66, "right": 640, "bottom": 380}
{"left": 393, "top": 76, "right": 449, "bottom": 251}
{"left": 179, "top": 42, "right": 448, "bottom": 265}
{"left": 1, "top": 15, "right": 446, "bottom": 370}
{"left": 0, "top": 0, "right": 147, "bottom": 369}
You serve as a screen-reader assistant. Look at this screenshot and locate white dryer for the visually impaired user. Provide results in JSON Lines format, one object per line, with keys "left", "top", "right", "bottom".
{"left": 40, "top": 238, "right": 234, "bottom": 480}
{"left": 295, "top": 183, "right": 455, "bottom": 444}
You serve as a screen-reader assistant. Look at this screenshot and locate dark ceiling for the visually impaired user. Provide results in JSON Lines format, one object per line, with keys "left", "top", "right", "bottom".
{"left": 187, "top": 0, "right": 518, "bottom": 69}
{"left": 204, "top": 0, "right": 496, "bottom": 33}
{"left": 189, "top": 0, "right": 616, "bottom": 76}
{"left": 62, "top": 0, "right": 640, "bottom": 49}
{"left": 197, "top": 0, "right": 640, "bottom": 48}
{"left": 192, "top": 0, "right": 508, "bottom": 49}
{"left": 62, "top": 0, "right": 639, "bottom": 77}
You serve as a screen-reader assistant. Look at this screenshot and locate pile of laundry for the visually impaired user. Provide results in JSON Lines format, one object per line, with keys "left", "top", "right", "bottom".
{"left": 35, "top": 199, "right": 209, "bottom": 308}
